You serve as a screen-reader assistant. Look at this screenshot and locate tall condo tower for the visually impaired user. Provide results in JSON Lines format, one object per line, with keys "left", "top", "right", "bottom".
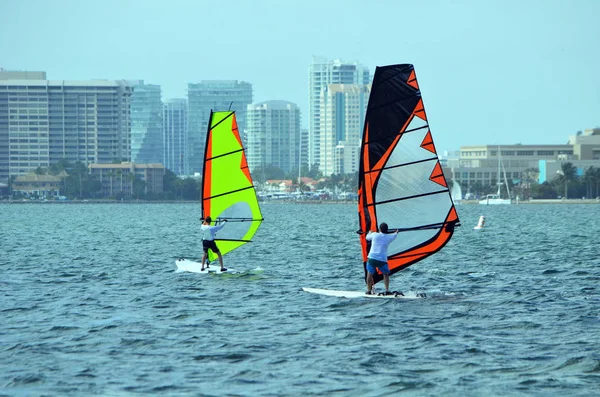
{"left": 308, "top": 56, "right": 369, "bottom": 173}
{"left": 163, "top": 98, "right": 188, "bottom": 175}
{"left": 0, "top": 71, "right": 132, "bottom": 182}
{"left": 246, "top": 100, "right": 301, "bottom": 175}
{"left": 187, "top": 80, "right": 252, "bottom": 174}
{"left": 319, "top": 84, "right": 370, "bottom": 176}
{"left": 129, "top": 80, "right": 163, "bottom": 164}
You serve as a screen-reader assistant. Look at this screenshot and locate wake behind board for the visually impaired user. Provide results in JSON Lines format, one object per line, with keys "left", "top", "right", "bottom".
{"left": 175, "top": 258, "right": 239, "bottom": 274}
{"left": 302, "top": 287, "right": 424, "bottom": 300}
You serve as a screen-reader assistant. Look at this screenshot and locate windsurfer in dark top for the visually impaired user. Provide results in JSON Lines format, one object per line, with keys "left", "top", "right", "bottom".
{"left": 200, "top": 216, "right": 227, "bottom": 271}
{"left": 365, "top": 222, "right": 399, "bottom": 295}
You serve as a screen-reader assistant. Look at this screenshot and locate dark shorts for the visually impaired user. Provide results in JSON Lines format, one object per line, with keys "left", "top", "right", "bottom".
{"left": 202, "top": 240, "right": 220, "bottom": 254}
{"left": 366, "top": 258, "right": 390, "bottom": 275}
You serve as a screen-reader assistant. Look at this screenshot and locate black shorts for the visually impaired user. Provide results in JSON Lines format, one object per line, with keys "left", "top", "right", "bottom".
{"left": 202, "top": 240, "right": 220, "bottom": 254}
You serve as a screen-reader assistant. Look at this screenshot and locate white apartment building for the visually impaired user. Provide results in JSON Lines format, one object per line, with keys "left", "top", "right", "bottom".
{"left": 246, "top": 100, "right": 300, "bottom": 174}
{"left": 187, "top": 80, "right": 252, "bottom": 174}
{"left": 0, "top": 71, "right": 132, "bottom": 182}
{"left": 308, "top": 57, "right": 369, "bottom": 171}
{"left": 319, "top": 84, "right": 370, "bottom": 176}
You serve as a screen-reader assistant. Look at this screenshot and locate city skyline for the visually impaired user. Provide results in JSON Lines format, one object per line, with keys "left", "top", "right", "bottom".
{"left": 2, "top": 0, "right": 599, "bottom": 155}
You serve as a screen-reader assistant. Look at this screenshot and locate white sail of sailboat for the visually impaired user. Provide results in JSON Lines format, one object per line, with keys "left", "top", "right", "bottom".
{"left": 479, "top": 147, "right": 511, "bottom": 205}
{"left": 451, "top": 180, "right": 462, "bottom": 203}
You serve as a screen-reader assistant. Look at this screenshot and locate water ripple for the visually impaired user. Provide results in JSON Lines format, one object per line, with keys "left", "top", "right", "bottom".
{"left": 1, "top": 203, "right": 599, "bottom": 396}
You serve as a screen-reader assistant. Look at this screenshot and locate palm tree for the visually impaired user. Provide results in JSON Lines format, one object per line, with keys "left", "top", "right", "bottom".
{"left": 556, "top": 162, "right": 577, "bottom": 199}
{"left": 594, "top": 167, "right": 600, "bottom": 198}
{"left": 127, "top": 172, "right": 135, "bottom": 197}
{"left": 583, "top": 166, "right": 596, "bottom": 198}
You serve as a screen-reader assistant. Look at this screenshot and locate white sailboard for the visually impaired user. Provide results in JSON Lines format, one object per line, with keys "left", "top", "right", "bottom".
{"left": 175, "top": 258, "right": 239, "bottom": 274}
{"left": 302, "top": 287, "right": 424, "bottom": 300}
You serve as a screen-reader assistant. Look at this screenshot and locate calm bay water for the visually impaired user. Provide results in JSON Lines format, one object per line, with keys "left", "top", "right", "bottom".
{"left": 1, "top": 202, "right": 599, "bottom": 396}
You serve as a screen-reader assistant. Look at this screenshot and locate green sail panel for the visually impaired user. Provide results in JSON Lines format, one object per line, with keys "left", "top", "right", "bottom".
{"left": 201, "top": 111, "right": 263, "bottom": 261}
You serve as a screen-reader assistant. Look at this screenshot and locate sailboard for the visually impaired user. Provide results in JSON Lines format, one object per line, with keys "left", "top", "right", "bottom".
{"left": 302, "top": 287, "right": 424, "bottom": 299}
{"left": 303, "top": 64, "right": 460, "bottom": 298}
{"left": 175, "top": 110, "right": 264, "bottom": 273}
{"left": 175, "top": 258, "right": 239, "bottom": 274}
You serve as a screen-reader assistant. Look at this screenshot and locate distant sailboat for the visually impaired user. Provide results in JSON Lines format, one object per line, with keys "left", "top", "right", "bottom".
{"left": 303, "top": 64, "right": 460, "bottom": 298}
{"left": 480, "top": 147, "right": 511, "bottom": 205}
{"left": 176, "top": 110, "right": 264, "bottom": 273}
{"left": 451, "top": 180, "right": 463, "bottom": 203}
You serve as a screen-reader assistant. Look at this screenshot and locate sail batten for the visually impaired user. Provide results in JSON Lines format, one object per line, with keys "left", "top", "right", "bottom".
{"left": 358, "top": 64, "right": 460, "bottom": 285}
{"left": 206, "top": 148, "right": 245, "bottom": 161}
{"left": 201, "top": 110, "right": 263, "bottom": 262}
{"left": 365, "top": 156, "right": 439, "bottom": 174}
{"left": 203, "top": 185, "right": 256, "bottom": 201}
{"left": 366, "top": 189, "right": 450, "bottom": 206}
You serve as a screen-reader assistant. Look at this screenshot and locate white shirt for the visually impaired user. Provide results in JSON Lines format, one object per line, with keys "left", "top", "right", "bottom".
{"left": 200, "top": 223, "right": 225, "bottom": 241}
{"left": 366, "top": 231, "right": 398, "bottom": 262}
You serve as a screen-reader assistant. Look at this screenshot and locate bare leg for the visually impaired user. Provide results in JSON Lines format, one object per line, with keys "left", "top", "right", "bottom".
{"left": 383, "top": 274, "right": 390, "bottom": 292}
{"left": 366, "top": 272, "right": 374, "bottom": 293}
{"left": 217, "top": 252, "right": 226, "bottom": 270}
{"left": 201, "top": 252, "right": 207, "bottom": 271}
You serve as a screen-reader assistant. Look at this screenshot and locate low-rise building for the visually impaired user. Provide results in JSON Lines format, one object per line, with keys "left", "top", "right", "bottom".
{"left": 12, "top": 173, "right": 64, "bottom": 198}
{"left": 88, "top": 162, "right": 164, "bottom": 197}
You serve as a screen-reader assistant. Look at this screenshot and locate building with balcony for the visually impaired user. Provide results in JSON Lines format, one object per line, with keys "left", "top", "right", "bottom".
{"left": 309, "top": 57, "right": 369, "bottom": 170}
{"left": 246, "top": 100, "right": 300, "bottom": 175}
{"left": 187, "top": 80, "right": 252, "bottom": 174}
{"left": 88, "top": 162, "right": 164, "bottom": 197}
{"left": 0, "top": 71, "right": 132, "bottom": 184}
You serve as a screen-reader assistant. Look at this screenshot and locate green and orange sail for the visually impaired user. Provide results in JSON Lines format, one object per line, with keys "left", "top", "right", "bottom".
{"left": 358, "top": 64, "right": 460, "bottom": 284}
{"left": 201, "top": 111, "right": 264, "bottom": 262}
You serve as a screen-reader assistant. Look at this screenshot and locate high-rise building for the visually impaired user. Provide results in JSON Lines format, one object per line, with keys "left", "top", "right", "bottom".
{"left": 0, "top": 71, "right": 132, "bottom": 182}
{"left": 299, "top": 128, "right": 309, "bottom": 174}
{"left": 308, "top": 57, "right": 370, "bottom": 172}
{"left": 129, "top": 80, "right": 163, "bottom": 164}
{"left": 246, "top": 100, "right": 300, "bottom": 175}
{"left": 187, "top": 80, "right": 252, "bottom": 174}
{"left": 163, "top": 98, "right": 188, "bottom": 175}
{"left": 319, "top": 84, "right": 370, "bottom": 176}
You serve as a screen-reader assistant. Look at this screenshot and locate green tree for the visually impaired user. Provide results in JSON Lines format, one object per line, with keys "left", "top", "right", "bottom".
{"left": 530, "top": 181, "right": 557, "bottom": 199}
{"left": 555, "top": 162, "right": 577, "bottom": 199}
{"left": 583, "top": 166, "right": 597, "bottom": 198}
{"left": 307, "top": 163, "right": 322, "bottom": 180}
{"left": 181, "top": 178, "right": 200, "bottom": 200}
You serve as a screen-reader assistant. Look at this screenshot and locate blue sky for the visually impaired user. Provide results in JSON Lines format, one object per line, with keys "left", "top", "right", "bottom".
{"left": 1, "top": 0, "right": 598, "bottom": 154}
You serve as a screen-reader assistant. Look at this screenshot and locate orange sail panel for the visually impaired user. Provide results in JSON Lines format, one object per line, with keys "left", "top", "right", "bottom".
{"left": 357, "top": 64, "right": 460, "bottom": 284}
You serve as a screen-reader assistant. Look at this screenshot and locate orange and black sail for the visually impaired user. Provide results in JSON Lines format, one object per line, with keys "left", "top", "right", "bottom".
{"left": 358, "top": 64, "right": 460, "bottom": 284}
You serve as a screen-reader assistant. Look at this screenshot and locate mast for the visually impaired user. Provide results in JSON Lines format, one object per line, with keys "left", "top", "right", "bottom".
{"left": 496, "top": 146, "right": 502, "bottom": 196}
{"left": 501, "top": 154, "right": 511, "bottom": 200}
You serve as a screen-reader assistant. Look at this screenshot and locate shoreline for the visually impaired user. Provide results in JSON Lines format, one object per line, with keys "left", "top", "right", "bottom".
{"left": 2, "top": 198, "right": 600, "bottom": 205}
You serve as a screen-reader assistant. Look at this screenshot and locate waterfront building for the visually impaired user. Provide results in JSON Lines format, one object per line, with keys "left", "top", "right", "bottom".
{"left": 319, "top": 83, "right": 370, "bottom": 176}
{"left": 187, "top": 80, "right": 252, "bottom": 174}
{"left": 0, "top": 71, "right": 132, "bottom": 183}
{"left": 88, "top": 162, "right": 164, "bottom": 197}
{"left": 163, "top": 98, "right": 188, "bottom": 175}
{"left": 246, "top": 100, "right": 300, "bottom": 174}
{"left": 449, "top": 129, "right": 600, "bottom": 198}
{"left": 12, "top": 172, "right": 65, "bottom": 198}
{"left": 129, "top": 80, "right": 163, "bottom": 164}
{"left": 308, "top": 57, "right": 370, "bottom": 171}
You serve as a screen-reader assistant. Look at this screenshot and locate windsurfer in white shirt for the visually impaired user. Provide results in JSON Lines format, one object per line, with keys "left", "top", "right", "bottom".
{"left": 365, "top": 222, "right": 399, "bottom": 295}
{"left": 200, "top": 216, "right": 227, "bottom": 271}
